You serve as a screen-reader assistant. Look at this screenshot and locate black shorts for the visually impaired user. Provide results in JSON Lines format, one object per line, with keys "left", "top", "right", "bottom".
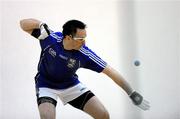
{"left": 68, "top": 90, "right": 95, "bottom": 110}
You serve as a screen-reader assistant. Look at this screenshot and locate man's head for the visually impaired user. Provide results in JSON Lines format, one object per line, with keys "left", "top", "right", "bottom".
{"left": 62, "top": 20, "right": 86, "bottom": 37}
{"left": 62, "top": 20, "right": 87, "bottom": 50}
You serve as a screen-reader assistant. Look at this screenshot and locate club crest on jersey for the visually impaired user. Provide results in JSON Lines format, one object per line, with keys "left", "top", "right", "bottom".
{"left": 67, "top": 58, "right": 76, "bottom": 68}
{"left": 48, "top": 48, "right": 56, "bottom": 57}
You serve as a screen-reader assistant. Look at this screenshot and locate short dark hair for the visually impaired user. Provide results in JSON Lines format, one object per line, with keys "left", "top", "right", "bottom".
{"left": 62, "top": 20, "right": 86, "bottom": 37}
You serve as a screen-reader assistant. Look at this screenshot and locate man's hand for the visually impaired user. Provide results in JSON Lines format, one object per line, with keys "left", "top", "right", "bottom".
{"left": 129, "top": 91, "right": 150, "bottom": 111}
{"left": 38, "top": 23, "right": 51, "bottom": 40}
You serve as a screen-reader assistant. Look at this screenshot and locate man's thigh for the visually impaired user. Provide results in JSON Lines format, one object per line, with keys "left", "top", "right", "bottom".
{"left": 36, "top": 87, "right": 58, "bottom": 119}
{"left": 68, "top": 91, "right": 110, "bottom": 119}
{"left": 83, "top": 96, "right": 110, "bottom": 119}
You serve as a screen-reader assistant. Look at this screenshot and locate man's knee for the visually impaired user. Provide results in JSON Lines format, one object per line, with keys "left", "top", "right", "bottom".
{"left": 39, "top": 110, "right": 52, "bottom": 119}
{"left": 38, "top": 103, "right": 56, "bottom": 119}
{"left": 37, "top": 97, "right": 57, "bottom": 119}
{"left": 101, "top": 109, "right": 110, "bottom": 119}
{"left": 95, "top": 106, "right": 110, "bottom": 119}
{"left": 39, "top": 112, "right": 54, "bottom": 119}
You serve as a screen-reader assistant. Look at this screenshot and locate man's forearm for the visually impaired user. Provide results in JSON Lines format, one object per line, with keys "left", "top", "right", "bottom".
{"left": 103, "top": 65, "right": 134, "bottom": 95}
{"left": 103, "top": 65, "right": 150, "bottom": 110}
{"left": 20, "top": 18, "right": 41, "bottom": 32}
{"left": 109, "top": 69, "right": 134, "bottom": 95}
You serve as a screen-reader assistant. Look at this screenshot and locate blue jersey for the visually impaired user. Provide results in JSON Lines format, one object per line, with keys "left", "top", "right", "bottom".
{"left": 32, "top": 27, "right": 107, "bottom": 89}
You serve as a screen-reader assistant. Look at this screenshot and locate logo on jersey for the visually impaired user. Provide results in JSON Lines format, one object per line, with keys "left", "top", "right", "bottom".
{"left": 48, "top": 48, "right": 56, "bottom": 57}
{"left": 67, "top": 58, "right": 76, "bottom": 68}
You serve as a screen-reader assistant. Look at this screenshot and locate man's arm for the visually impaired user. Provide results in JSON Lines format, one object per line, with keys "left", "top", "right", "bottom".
{"left": 102, "top": 65, "right": 150, "bottom": 110}
{"left": 102, "top": 65, "right": 133, "bottom": 95}
{"left": 20, "top": 18, "right": 41, "bottom": 34}
{"left": 20, "top": 18, "right": 51, "bottom": 40}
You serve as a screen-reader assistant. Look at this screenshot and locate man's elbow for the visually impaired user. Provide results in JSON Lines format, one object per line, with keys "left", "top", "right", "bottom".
{"left": 19, "top": 19, "right": 33, "bottom": 34}
{"left": 19, "top": 19, "right": 26, "bottom": 31}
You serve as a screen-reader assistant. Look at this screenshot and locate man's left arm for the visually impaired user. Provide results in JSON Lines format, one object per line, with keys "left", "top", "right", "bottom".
{"left": 102, "top": 65, "right": 150, "bottom": 110}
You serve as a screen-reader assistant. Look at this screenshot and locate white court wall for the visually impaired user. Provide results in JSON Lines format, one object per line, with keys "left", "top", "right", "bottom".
{"left": 137, "top": 2, "right": 180, "bottom": 119}
{"left": 0, "top": 2, "right": 2, "bottom": 117}
{"left": 119, "top": 1, "right": 180, "bottom": 119}
{"left": 132, "top": 1, "right": 180, "bottom": 119}
{"left": 0, "top": 0, "right": 180, "bottom": 119}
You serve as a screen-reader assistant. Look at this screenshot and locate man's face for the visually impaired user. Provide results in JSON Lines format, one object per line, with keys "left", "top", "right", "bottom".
{"left": 71, "top": 28, "right": 86, "bottom": 50}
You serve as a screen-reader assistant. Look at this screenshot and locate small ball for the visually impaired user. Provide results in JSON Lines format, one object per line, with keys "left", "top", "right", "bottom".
{"left": 134, "top": 60, "right": 140, "bottom": 66}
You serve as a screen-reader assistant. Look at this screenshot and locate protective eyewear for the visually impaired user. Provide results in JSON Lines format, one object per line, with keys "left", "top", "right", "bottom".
{"left": 73, "top": 37, "right": 86, "bottom": 41}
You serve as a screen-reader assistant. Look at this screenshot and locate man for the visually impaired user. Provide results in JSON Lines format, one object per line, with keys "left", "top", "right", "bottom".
{"left": 20, "top": 18, "right": 150, "bottom": 119}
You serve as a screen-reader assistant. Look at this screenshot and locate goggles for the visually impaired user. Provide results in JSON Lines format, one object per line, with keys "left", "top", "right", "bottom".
{"left": 73, "top": 37, "right": 86, "bottom": 41}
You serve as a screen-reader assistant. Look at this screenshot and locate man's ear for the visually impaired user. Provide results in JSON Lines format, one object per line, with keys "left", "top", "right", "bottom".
{"left": 65, "top": 35, "right": 72, "bottom": 40}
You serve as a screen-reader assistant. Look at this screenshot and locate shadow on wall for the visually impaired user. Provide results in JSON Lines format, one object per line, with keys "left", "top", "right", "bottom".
{"left": 118, "top": 1, "right": 141, "bottom": 118}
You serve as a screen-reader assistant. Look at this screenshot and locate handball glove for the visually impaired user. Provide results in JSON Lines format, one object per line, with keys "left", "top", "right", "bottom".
{"left": 129, "top": 91, "right": 150, "bottom": 111}
{"left": 38, "top": 22, "right": 51, "bottom": 40}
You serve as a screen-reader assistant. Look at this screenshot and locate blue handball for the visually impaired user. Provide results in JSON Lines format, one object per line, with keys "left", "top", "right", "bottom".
{"left": 134, "top": 60, "right": 140, "bottom": 66}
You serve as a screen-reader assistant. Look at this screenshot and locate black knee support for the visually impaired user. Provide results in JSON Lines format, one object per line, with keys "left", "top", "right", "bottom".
{"left": 37, "top": 97, "right": 57, "bottom": 107}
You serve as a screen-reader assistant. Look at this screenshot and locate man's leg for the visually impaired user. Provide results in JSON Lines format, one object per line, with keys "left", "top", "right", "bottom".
{"left": 37, "top": 97, "right": 57, "bottom": 119}
{"left": 68, "top": 91, "right": 110, "bottom": 119}
{"left": 36, "top": 86, "right": 58, "bottom": 119}
{"left": 83, "top": 96, "right": 110, "bottom": 119}
{"left": 38, "top": 102, "right": 56, "bottom": 119}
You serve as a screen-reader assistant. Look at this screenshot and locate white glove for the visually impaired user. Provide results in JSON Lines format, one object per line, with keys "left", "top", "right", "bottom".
{"left": 38, "top": 23, "right": 51, "bottom": 40}
{"left": 129, "top": 91, "right": 150, "bottom": 111}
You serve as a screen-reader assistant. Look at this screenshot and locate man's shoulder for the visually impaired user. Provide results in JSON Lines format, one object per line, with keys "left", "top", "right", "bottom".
{"left": 79, "top": 45, "right": 96, "bottom": 57}
{"left": 49, "top": 31, "right": 64, "bottom": 42}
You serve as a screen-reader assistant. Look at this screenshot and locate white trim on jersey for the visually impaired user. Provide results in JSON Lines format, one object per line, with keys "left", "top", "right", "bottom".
{"left": 50, "top": 33, "right": 63, "bottom": 43}
{"left": 79, "top": 47, "right": 107, "bottom": 68}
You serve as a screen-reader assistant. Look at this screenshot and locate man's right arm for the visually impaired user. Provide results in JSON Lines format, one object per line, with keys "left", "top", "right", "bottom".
{"left": 20, "top": 18, "right": 41, "bottom": 34}
{"left": 20, "top": 18, "right": 51, "bottom": 40}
